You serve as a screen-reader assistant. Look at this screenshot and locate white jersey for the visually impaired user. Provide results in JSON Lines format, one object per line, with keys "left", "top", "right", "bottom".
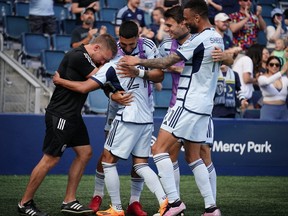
{"left": 175, "top": 27, "right": 224, "bottom": 115}
{"left": 91, "top": 56, "right": 153, "bottom": 124}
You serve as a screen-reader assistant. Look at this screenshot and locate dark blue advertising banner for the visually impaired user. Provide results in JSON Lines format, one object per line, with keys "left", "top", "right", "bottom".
{"left": 0, "top": 114, "right": 287, "bottom": 176}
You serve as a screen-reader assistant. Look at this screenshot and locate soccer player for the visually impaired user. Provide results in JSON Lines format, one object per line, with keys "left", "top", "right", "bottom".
{"left": 158, "top": 4, "right": 218, "bottom": 203}
{"left": 17, "top": 34, "right": 121, "bottom": 216}
{"left": 118, "top": 0, "right": 223, "bottom": 215}
{"left": 88, "top": 20, "right": 167, "bottom": 216}
{"left": 53, "top": 21, "right": 168, "bottom": 216}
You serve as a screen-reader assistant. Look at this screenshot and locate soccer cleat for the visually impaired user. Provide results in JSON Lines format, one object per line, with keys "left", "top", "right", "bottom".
{"left": 17, "top": 199, "right": 49, "bottom": 216}
{"left": 60, "top": 200, "right": 94, "bottom": 215}
{"left": 162, "top": 200, "right": 186, "bottom": 216}
{"left": 201, "top": 206, "right": 221, "bottom": 216}
{"left": 126, "top": 201, "right": 147, "bottom": 216}
{"left": 159, "top": 198, "right": 168, "bottom": 216}
{"left": 96, "top": 205, "right": 125, "bottom": 216}
{"left": 89, "top": 195, "right": 102, "bottom": 212}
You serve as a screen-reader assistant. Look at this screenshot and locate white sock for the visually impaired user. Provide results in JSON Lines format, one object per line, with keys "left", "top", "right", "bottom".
{"left": 93, "top": 170, "right": 105, "bottom": 198}
{"left": 134, "top": 163, "right": 167, "bottom": 205}
{"left": 153, "top": 153, "right": 179, "bottom": 203}
{"left": 207, "top": 163, "right": 217, "bottom": 202}
{"left": 129, "top": 177, "right": 144, "bottom": 205}
{"left": 102, "top": 162, "right": 122, "bottom": 210}
{"left": 173, "top": 161, "right": 180, "bottom": 198}
{"left": 189, "top": 159, "right": 215, "bottom": 208}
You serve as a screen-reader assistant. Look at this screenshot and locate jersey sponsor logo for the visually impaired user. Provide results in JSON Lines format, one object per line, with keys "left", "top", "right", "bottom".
{"left": 57, "top": 118, "right": 66, "bottom": 130}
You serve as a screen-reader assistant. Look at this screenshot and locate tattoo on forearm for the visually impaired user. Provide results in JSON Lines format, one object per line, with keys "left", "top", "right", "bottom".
{"left": 140, "top": 54, "right": 180, "bottom": 69}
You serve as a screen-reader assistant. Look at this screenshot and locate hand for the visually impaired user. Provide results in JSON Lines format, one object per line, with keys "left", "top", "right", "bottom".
{"left": 88, "top": 28, "right": 98, "bottom": 39}
{"left": 99, "top": 25, "right": 107, "bottom": 35}
{"left": 118, "top": 56, "right": 140, "bottom": 67}
{"left": 116, "top": 65, "right": 139, "bottom": 78}
{"left": 240, "top": 99, "right": 249, "bottom": 110}
{"left": 212, "top": 47, "right": 226, "bottom": 62}
{"left": 111, "top": 91, "right": 133, "bottom": 106}
{"left": 244, "top": 6, "right": 251, "bottom": 19}
{"left": 256, "top": 5, "right": 262, "bottom": 17}
{"left": 53, "top": 71, "right": 61, "bottom": 85}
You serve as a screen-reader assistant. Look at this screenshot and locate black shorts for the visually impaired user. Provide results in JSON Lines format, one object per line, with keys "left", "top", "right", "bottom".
{"left": 29, "top": 15, "right": 56, "bottom": 35}
{"left": 43, "top": 112, "right": 90, "bottom": 157}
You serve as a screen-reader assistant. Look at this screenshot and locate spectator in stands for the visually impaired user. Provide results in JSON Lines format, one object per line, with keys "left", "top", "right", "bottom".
{"left": 70, "top": 7, "right": 106, "bottom": 48}
{"left": 115, "top": 0, "right": 147, "bottom": 37}
{"left": 71, "top": 0, "right": 99, "bottom": 25}
{"left": 149, "top": 6, "right": 169, "bottom": 45}
{"left": 229, "top": 0, "right": 266, "bottom": 50}
{"left": 271, "top": 38, "right": 287, "bottom": 65}
{"left": 213, "top": 64, "right": 248, "bottom": 118}
{"left": 266, "top": 8, "right": 287, "bottom": 52}
{"left": 28, "top": 0, "right": 56, "bottom": 35}
{"left": 258, "top": 56, "right": 288, "bottom": 120}
{"left": 261, "top": 47, "right": 270, "bottom": 73}
{"left": 232, "top": 44, "right": 264, "bottom": 106}
{"left": 207, "top": 0, "right": 222, "bottom": 25}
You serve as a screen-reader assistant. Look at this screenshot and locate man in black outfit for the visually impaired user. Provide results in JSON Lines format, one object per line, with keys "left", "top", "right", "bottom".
{"left": 17, "top": 34, "right": 129, "bottom": 216}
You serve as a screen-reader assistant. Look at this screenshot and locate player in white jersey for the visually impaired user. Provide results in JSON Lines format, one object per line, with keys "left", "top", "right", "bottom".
{"left": 119, "top": 0, "right": 224, "bottom": 215}
{"left": 157, "top": 5, "right": 217, "bottom": 204}
{"left": 53, "top": 21, "right": 169, "bottom": 216}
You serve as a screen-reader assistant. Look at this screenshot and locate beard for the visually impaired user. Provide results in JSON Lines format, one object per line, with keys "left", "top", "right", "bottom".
{"left": 189, "top": 26, "right": 198, "bottom": 34}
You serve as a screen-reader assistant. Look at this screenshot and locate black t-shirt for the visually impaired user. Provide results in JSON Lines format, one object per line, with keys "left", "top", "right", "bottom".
{"left": 70, "top": 26, "right": 89, "bottom": 47}
{"left": 46, "top": 44, "right": 95, "bottom": 119}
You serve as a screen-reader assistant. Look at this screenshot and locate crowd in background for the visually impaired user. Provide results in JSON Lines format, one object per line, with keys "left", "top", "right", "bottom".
{"left": 1, "top": 0, "right": 288, "bottom": 120}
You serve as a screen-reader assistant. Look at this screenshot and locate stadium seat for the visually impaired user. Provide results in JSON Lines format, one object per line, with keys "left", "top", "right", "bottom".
{"left": 53, "top": 4, "right": 70, "bottom": 21}
{"left": 106, "top": 0, "right": 126, "bottom": 8}
{"left": 86, "top": 90, "right": 109, "bottom": 114}
{"left": 62, "top": 19, "right": 77, "bottom": 35}
{"left": 0, "top": 1, "right": 12, "bottom": 23}
{"left": 20, "top": 33, "right": 51, "bottom": 65}
{"left": 153, "top": 89, "right": 172, "bottom": 108}
{"left": 257, "top": 30, "right": 267, "bottom": 46}
{"left": 52, "top": 34, "right": 71, "bottom": 52}
{"left": 40, "top": 49, "right": 65, "bottom": 76}
{"left": 99, "top": 0, "right": 107, "bottom": 8}
{"left": 3, "top": 15, "right": 30, "bottom": 41}
{"left": 161, "top": 72, "right": 173, "bottom": 90}
{"left": 260, "top": 4, "right": 275, "bottom": 18}
{"left": 15, "top": 2, "right": 29, "bottom": 17}
{"left": 96, "top": 21, "right": 116, "bottom": 38}
{"left": 99, "top": 8, "right": 118, "bottom": 22}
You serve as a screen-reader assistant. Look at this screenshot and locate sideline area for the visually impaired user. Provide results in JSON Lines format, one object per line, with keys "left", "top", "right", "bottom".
{"left": 0, "top": 114, "right": 287, "bottom": 176}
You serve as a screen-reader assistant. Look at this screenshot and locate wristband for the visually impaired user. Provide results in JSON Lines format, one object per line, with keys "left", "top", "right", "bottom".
{"left": 138, "top": 69, "right": 145, "bottom": 78}
{"left": 109, "top": 92, "right": 113, "bottom": 99}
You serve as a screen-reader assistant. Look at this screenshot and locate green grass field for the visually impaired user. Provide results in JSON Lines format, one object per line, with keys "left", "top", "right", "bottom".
{"left": 1, "top": 175, "right": 287, "bottom": 216}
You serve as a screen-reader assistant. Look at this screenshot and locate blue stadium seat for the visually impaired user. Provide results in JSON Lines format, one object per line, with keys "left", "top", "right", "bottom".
{"left": 260, "top": 4, "right": 275, "bottom": 18}
{"left": 40, "top": 49, "right": 65, "bottom": 76}
{"left": 86, "top": 90, "right": 109, "bottom": 114}
{"left": 3, "top": 15, "right": 30, "bottom": 41}
{"left": 153, "top": 89, "right": 172, "bottom": 108}
{"left": 161, "top": 72, "right": 173, "bottom": 90}
{"left": 20, "top": 33, "right": 50, "bottom": 61}
{"left": 53, "top": 4, "right": 70, "bottom": 21}
{"left": 96, "top": 21, "right": 116, "bottom": 38}
{"left": 0, "top": 1, "right": 13, "bottom": 23}
{"left": 52, "top": 34, "right": 71, "bottom": 52}
{"left": 106, "top": 0, "right": 126, "bottom": 8}
{"left": 62, "top": 19, "right": 77, "bottom": 35}
{"left": 15, "top": 2, "right": 29, "bottom": 17}
{"left": 99, "top": 8, "right": 118, "bottom": 22}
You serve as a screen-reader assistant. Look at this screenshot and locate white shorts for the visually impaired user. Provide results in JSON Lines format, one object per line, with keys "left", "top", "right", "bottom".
{"left": 161, "top": 106, "right": 213, "bottom": 143}
{"left": 105, "top": 120, "right": 153, "bottom": 159}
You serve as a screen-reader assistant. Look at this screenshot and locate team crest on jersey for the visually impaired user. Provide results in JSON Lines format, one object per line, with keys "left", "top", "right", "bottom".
{"left": 84, "top": 53, "right": 96, "bottom": 68}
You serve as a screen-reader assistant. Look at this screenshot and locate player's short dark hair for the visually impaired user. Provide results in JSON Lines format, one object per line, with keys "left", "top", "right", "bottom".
{"left": 164, "top": 5, "right": 184, "bottom": 23}
{"left": 183, "top": 0, "right": 208, "bottom": 18}
{"left": 119, "top": 21, "right": 139, "bottom": 39}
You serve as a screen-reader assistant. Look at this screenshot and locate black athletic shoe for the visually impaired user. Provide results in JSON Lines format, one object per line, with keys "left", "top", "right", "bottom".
{"left": 17, "top": 199, "right": 49, "bottom": 216}
{"left": 61, "top": 200, "right": 94, "bottom": 215}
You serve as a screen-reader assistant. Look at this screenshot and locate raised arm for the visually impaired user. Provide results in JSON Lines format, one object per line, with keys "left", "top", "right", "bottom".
{"left": 118, "top": 53, "right": 182, "bottom": 69}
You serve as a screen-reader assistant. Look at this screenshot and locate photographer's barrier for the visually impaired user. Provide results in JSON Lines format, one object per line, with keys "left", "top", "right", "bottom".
{"left": 0, "top": 114, "right": 287, "bottom": 176}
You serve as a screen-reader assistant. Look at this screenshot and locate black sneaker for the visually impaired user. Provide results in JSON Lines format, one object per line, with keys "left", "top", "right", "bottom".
{"left": 17, "top": 199, "right": 49, "bottom": 216}
{"left": 60, "top": 200, "right": 94, "bottom": 215}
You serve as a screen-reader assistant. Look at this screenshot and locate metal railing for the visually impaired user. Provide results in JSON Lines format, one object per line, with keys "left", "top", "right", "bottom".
{"left": 0, "top": 51, "right": 52, "bottom": 113}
